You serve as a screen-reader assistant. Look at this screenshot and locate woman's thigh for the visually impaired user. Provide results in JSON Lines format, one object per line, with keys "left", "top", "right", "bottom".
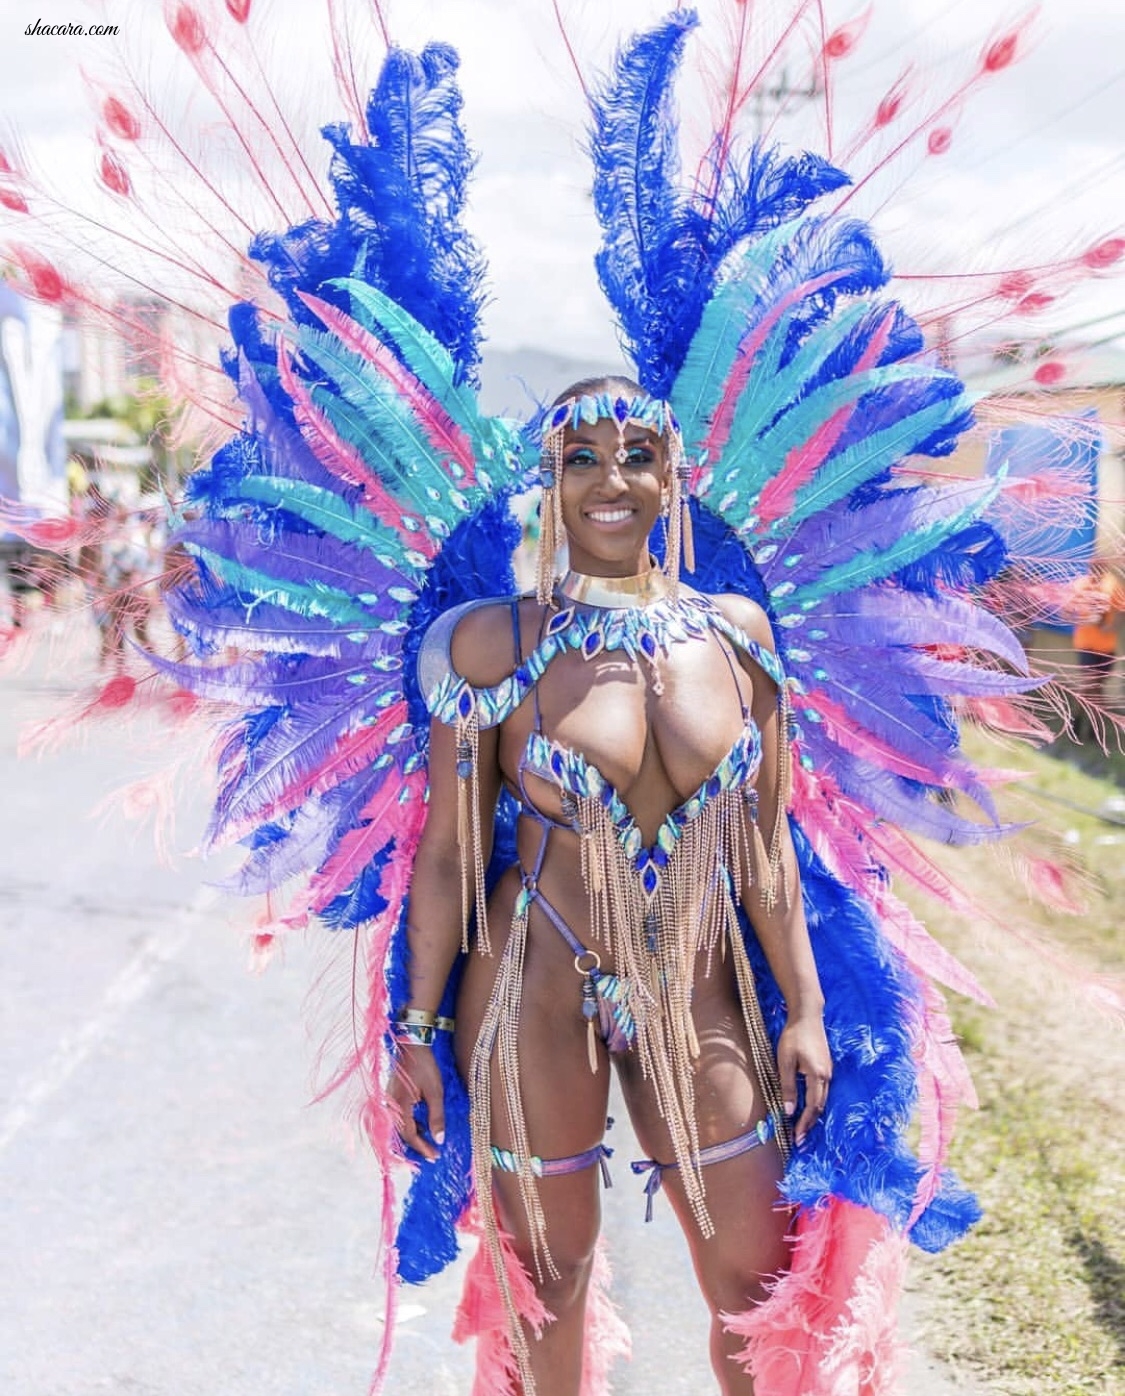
{"left": 456, "top": 876, "right": 613, "bottom": 1256}
{"left": 614, "top": 957, "right": 791, "bottom": 1302}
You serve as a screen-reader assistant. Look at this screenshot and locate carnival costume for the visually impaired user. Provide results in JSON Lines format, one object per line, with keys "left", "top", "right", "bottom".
{"left": 2, "top": 6, "right": 1083, "bottom": 1394}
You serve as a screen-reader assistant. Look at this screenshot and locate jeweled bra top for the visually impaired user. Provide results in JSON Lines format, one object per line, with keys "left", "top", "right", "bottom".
{"left": 419, "top": 585, "right": 794, "bottom": 932}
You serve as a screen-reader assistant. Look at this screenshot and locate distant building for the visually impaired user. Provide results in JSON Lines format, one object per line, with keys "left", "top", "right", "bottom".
{"left": 0, "top": 283, "right": 66, "bottom": 517}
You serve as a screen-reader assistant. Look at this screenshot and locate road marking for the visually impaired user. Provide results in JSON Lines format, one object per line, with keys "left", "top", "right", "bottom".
{"left": 0, "top": 887, "right": 219, "bottom": 1154}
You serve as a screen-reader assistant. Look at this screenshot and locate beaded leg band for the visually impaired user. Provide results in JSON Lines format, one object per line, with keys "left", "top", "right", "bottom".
{"left": 491, "top": 1140, "right": 615, "bottom": 1189}
{"left": 631, "top": 1116, "right": 777, "bottom": 1223}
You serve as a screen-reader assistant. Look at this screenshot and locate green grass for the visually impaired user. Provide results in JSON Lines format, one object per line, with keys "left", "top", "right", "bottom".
{"left": 905, "top": 734, "right": 1125, "bottom": 1395}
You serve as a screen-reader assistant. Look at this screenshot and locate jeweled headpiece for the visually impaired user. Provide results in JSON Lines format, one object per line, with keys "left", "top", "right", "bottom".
{"left": 535, "top": 390, "right": 693, "bottom": 604}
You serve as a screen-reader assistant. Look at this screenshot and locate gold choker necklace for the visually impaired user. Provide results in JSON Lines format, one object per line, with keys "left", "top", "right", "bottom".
{"left": 556, "top": 566, "right": 670, "bottom": 609}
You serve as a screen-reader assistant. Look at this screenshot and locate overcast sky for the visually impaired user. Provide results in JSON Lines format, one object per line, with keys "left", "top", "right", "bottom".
{"left": 2, "top": 0, "right": 1123, "bottom": 371}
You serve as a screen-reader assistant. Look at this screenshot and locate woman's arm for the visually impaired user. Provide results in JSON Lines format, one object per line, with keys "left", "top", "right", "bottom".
{"left": 719, "top": 595, "right": 832, "bottom": 1145}
{"left": 386, "top": 605, "right": 508, "bottom": 1161}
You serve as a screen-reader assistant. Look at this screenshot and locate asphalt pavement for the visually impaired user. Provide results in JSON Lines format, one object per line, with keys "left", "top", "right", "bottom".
{"left": 1, "top": 629, "right": 982, "bottom": 1395}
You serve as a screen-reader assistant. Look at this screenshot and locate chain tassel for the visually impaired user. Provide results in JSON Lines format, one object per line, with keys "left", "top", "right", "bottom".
{"left": 535, "top": 432, "right": 565, "bottom": 606}
{"left": 455, "top": 711, "right": 489, "bottom": 954}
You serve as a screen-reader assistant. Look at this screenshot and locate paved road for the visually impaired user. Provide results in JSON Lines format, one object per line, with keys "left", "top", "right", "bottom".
{"left": 0, "top": 635, "right": 981, "bottom": 1395}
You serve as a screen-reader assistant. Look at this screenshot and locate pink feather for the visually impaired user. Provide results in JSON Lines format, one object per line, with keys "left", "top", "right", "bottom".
{"left": 908, "top": 978, "right": 978, "bottom": 1225}
{"left": 755, "top": 310, "right": 894, "bottom": 526}
{"left": 701, "top": 270, "right": 845, "bottom": 464}
{"left": 799, "top": 687, "right": 959, "bottom": 786}
{"left": 298, "top": 291, "right": 478, "bottom": 483}
{"left": 877, "top": 893, "right": 994, "bottom": 1006}
{"left": 579, "top": 1242, "right": 631, "bottom": 1396}
{"left": 248, "top": 701, "right": 412, "bottom": 830}
{"left": 453, "top": 1215, "right": 553, "bottom": 1396}
{"left": 308, "top": 768, "right": 428, "bottom": 913}
{"left": 277, "top": 343, "right": 437, "bottom": 558}
{"left": 722, "top": 1199, "right": 906, "bottom": 1396}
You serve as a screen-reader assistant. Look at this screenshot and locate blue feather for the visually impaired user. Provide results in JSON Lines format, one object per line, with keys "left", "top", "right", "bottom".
{"left": 589, "top": 10, "right": 700, "bottom": 396}
{"left": 247, "top": 42, "right": 485, "bottom": 385}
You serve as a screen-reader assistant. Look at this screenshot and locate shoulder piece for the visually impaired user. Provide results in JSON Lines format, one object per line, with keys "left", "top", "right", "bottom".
{"left": 417, "top": 597, "right": 522, "bottom": 726}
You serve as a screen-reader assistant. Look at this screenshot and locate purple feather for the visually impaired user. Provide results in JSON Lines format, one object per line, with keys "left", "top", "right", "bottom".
{"left": 763, "top": 481, "right": 995, "bottom": 590}
{"left": 208, "top": 686, "right": 407, "bottom": 840}
{"left": 226, "top": 771, "right": 386, "bottom": 896}
{"left": 828, "top": 753, "right": 1013, "bottom": 846}
{"left": 179, "top": 518, "right": 407, "bottom": 613}
{"left": 153, "top": 649, "right": 397, "bottom": 707}
{"left": 238, "top": 355, "right": 357, "bottom": 495}
{"left": 167, "top": 585, "right": 381, "bottom": 657}
{"left": 894, "top": 653, "right": 1046, "bottom": 698}
{"left": 810, "top": 589, "right": 1029, "bottom": 672}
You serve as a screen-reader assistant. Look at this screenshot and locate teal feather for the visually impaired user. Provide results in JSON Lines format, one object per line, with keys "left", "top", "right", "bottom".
{"left": 187, "top": 548, "right": 379, "bottom": 628}
{"left": 772, "top": 398, "right": 968, "bottom": 532}
{"left": 756, "top": 363, "right": 956, "bottom": 467}
{"left": 236, "top": 477, "right": 426, "bottom": 576}
{"left": 709, "top": 301, "right": 882, "bottom": 488}
{"left": 309, "top": 386, "right": 463, "bottom": 533}
{"left": 330, "top": 278, "right": 483, "bottom": 438}
{"left": 296, "top": 331, "right": 467, "bottom": 523}
{"left": 671, "top": 221, "right": 803, "bottom": 445}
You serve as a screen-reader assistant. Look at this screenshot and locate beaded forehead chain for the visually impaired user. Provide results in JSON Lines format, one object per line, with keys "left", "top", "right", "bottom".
{"left": 542, "top": 391, "right": 681, "bottom": 467}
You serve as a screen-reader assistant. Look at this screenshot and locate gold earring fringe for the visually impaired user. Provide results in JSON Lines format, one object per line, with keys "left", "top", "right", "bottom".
{"left": 535, "top": 434, "right": 565, "bottom": 606}
{"left": 681, "top": 495, "right": 695, "bottom": 574}
{"left": 663, "top": 463, "right": 682, "bottom": 603}
{"left": 662, "top": 432, "right": 693, "bottom": 599}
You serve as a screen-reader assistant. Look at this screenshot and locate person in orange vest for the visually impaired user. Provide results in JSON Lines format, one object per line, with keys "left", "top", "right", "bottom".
{"left": 1071, "top": 561, "right": 1124, "bottom": 739}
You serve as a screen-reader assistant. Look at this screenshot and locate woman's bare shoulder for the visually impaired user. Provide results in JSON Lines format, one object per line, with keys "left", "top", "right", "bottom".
{"left": 709, "top": 592, "right": 777, "bottom": 655}
{"left": 450, "top": 596, "right": 538, "bottom": 689}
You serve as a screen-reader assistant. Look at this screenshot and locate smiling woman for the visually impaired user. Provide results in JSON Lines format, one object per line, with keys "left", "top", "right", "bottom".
{"left": 2, "top": 3, "right": 1120, "bottom": 1396}
{"left": 395, "top": 374, "right": 830, "bottom": 1394}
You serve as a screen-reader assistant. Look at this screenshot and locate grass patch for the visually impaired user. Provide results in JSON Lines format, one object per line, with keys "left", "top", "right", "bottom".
{"left": 905, "top": 734, "right": 1125, "bottom": 1395}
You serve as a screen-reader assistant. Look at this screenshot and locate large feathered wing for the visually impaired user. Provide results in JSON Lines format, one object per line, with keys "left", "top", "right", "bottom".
{"left": 587, "top": 17, "right": 1088, "bottom": 1390}
{"left": 147, "top": 40, "right": 528, "bottom": 1385}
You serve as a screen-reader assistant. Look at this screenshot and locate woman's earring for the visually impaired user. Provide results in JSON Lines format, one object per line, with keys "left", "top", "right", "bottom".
{"left": 536, "top": 431, "right": 565, "bottom": 606}
{"left": 661, "top": 431, "right": 693, "bottom": 599}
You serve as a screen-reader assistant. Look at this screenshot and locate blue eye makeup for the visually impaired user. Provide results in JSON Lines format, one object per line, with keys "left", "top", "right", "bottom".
{"left": 563, "top": 443, "right": 655, "bottom": 469}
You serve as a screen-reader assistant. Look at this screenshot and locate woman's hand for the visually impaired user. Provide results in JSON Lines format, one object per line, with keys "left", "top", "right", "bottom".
{"left": 777, "top": 1011, "right": 832, "bottom": 1146}
{"left": 387, "top": 1044, "right": 446, "bottom": 1163}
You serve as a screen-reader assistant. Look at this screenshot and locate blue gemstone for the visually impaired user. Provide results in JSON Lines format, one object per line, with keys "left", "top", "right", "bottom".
{"left": 613, "top": 396, "right": 629, "bottom": 422}
{"left": 457, "top": 688, "right": 475, "bottom": 719}
{"left": 548, "top": 607, "right": 573, "bottom": 634}
{"left": 653, "top": 847, "right": 668, "bottom": 867}
{"left": 707, "top": 776, "right": 722, "bottom": 798}
{"left": 550, "top": 750, "right": 564, "bottom": 777}
{"left": 640, "top": 632, "right": 656, "bottom": 658}
{"left": 551, "top": 404, "right": 570, "bottom": 429}
{"left": 456, "top": 759, "right": 472, "bottom": 779}
{"left": 583, "top": 631, "right": 603, "bottom": 657}
{"left": 641, "top": 864, "right": 659, "bottom": 896}
{"left": 515, "top": 665, "right": 530, "bottom": 684}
